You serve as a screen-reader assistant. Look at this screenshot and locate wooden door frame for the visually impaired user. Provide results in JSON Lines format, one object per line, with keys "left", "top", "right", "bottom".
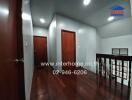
{"left": 61, "top": 29, "right": 76, "bottom": 63}
{"left": 34, "top": 36, "right": 47, "bottom": 38}
{"left": 16, "top": 0, "right": 25, "bottom": 99}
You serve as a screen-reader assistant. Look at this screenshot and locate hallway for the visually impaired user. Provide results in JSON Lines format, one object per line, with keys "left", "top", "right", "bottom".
{"left": 0, "top": 0, "right": 132, "bottom": 99}
{"left": 30, "top": 67, "right": 128, "bottom": 100}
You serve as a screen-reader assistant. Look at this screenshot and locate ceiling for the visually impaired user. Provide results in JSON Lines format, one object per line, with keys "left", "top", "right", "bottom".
{"left": 30, "top": 0, "right": 131, "bottom": 28}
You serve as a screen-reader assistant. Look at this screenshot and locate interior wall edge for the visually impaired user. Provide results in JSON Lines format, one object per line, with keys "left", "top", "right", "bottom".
{"left": 22, "top": 0, "right": 34, "bottom": 100}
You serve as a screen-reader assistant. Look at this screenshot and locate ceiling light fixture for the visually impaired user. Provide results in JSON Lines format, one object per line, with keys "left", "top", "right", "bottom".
{"left": 83, "top": 0, "right": 91, "bottom": 6}
{"left": 40, "top": 18, "right": 45, "bottom": 23}
{"left": 107, "top": 16, "right": 114, "bottom": 22}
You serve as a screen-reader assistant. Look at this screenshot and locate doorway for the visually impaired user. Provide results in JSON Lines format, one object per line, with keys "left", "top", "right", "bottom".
{"left": 61, "top": 30, "right": 76, "bottom": 70}
{"left": 34, "top": 36, "right": 48, "bottom": 67}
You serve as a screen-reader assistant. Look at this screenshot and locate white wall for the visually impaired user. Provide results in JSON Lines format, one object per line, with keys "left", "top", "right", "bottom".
{"left": 96, "top": 33, "right": 102, "bottom": 53}
{"left": 48, "top": 16, "right": 57, "bottom": 69}
{"left": 33, "top": 27, "right": 48, "bottom": 37}
{"left": 56, "top": 15, "right": 97, "bottom": 72}
{"left": 22, "top": 1, "right": 34, "bottom": 100}
{"left": 101, "top": 34, "right": 132, "bottom": 56}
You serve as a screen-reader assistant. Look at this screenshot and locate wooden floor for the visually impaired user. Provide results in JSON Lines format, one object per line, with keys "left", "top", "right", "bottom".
{"left": 30, "top": 67, "right": 128, "bottom": 100}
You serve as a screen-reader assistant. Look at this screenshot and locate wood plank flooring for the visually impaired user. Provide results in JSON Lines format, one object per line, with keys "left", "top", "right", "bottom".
{"left": 30, "top": 67, "right": 128, "bottom": 100}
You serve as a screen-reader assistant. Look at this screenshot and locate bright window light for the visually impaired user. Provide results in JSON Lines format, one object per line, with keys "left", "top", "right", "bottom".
{"left": 107, "top": 16, "right": 114, "bottom": 22}
{"left": 40, "top": 18, "right": 45, "bottom": 23}
{"left": 83, "top": 0, "right": 91, "bottom": 6}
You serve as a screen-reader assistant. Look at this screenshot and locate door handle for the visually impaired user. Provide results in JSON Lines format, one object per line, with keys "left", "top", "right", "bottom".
{"left": 15, "top": 58, "right": 24, "bottom": 63}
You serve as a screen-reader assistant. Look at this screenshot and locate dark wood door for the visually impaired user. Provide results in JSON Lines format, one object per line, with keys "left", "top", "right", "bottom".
{"left": 0, "top": 0, "right": 25, "bottom": 100}
{"left": 34, "top": 36, "right": 48, "bottom": 67}
{"left": 61, "top": 30, "right": 76, "bottom": 70}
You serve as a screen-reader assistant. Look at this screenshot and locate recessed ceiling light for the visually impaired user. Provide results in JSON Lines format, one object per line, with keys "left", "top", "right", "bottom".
{"left": 83, "top": 0, "right": 91, "bottom": 6}
{"left": 40, "top": 18, "right": 45, "bottom": 23}
{"left": 107, "top": 16, "right": 114, "bottom": 22}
